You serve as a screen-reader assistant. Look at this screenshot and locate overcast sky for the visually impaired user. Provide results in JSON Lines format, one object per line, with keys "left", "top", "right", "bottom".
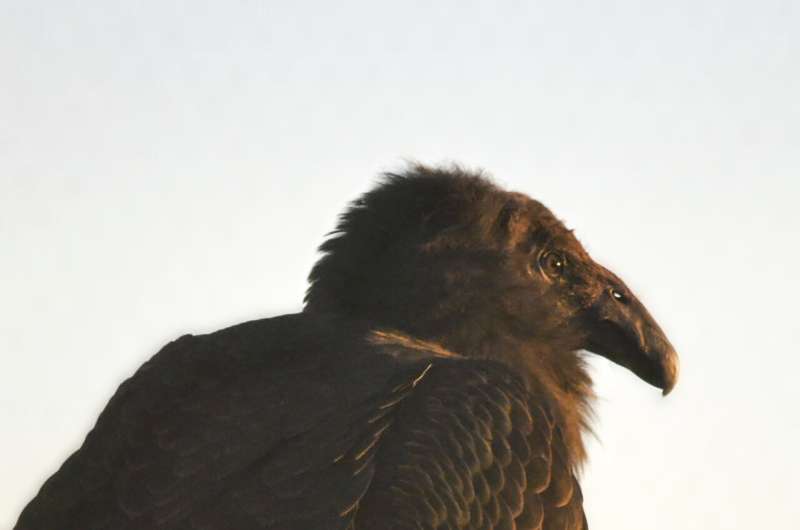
{"left": 2, "top": 1, "right": 798, "bottom": 528}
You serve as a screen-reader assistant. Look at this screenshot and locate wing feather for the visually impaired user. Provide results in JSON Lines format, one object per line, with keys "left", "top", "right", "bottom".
{"left": 16, "top": 315, "right": 586, "bottom": 530}
{"left": 355, "top": 356, "right": 587, "bottom": 530}
{"left": 15, "top": 316, "right": 431, "bottom": 530}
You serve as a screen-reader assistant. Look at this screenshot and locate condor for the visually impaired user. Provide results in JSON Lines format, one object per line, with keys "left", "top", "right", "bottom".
{"left": 16, "top": 165, "right": 678, "bottom": 530}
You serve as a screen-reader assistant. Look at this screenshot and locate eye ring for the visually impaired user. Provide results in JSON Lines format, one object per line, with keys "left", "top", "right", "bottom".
{"left": 539, "top": 251, "right": 566, "bottom": 279}
{"left": 610, "top": 287, "right": 627, "bottom": 303}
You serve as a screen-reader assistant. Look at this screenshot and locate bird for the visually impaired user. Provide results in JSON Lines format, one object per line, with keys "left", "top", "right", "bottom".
{"left": 15, "top": 165, "right": 679, "bottom": 530}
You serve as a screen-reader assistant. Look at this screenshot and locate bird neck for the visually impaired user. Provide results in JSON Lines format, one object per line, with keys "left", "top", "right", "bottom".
{"left": 448, "top": 330, "right": 593, "bottom": 467}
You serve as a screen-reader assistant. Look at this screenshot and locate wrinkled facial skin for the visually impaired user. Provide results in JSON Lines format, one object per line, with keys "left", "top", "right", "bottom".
{"left": 510, "top": 201, "right": 679, "bottom": 395}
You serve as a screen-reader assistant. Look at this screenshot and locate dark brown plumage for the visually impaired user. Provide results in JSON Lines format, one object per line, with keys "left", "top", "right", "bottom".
{"left": 15, "top": 165, "right": 678, "bottom": 530}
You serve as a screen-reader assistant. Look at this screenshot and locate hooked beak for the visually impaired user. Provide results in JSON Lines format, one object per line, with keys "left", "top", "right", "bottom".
{"left": 583, "top": 279, "right": 679, "bottom": 395}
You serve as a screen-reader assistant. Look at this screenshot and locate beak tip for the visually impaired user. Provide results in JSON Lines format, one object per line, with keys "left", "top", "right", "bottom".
{"left": 660, "top": 348, "right": 679, "bottom": 396}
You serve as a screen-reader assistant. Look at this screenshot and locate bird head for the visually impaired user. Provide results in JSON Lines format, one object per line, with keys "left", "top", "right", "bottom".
{"left": 305, "top": 165, "right": 678, "bottom": 396}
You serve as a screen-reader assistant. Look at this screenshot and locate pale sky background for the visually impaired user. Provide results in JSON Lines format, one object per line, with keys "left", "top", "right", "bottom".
{"left": 1, "top": 1, "right": 798, "bottom": 528}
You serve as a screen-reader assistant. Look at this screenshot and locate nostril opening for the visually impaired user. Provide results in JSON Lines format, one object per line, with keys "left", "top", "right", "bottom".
{"left": 610, "top": 288, "right": 627, "bottom": 303}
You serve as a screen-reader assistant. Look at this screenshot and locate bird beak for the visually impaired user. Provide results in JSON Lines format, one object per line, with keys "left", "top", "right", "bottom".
{"left": 583, "top": 275, "right": 679, "bottom": 395}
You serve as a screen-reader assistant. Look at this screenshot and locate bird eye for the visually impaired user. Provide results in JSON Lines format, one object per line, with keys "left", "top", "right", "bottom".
{"left": 610, "top": 288, "right": 627, "bottom": 303}
{"left": 539, "top": 251, "right": 566, "bottom": 279}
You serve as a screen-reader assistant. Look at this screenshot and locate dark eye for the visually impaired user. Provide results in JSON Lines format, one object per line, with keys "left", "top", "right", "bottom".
{"left": 539, "top": 251, "right": 566, "bottom": 279}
